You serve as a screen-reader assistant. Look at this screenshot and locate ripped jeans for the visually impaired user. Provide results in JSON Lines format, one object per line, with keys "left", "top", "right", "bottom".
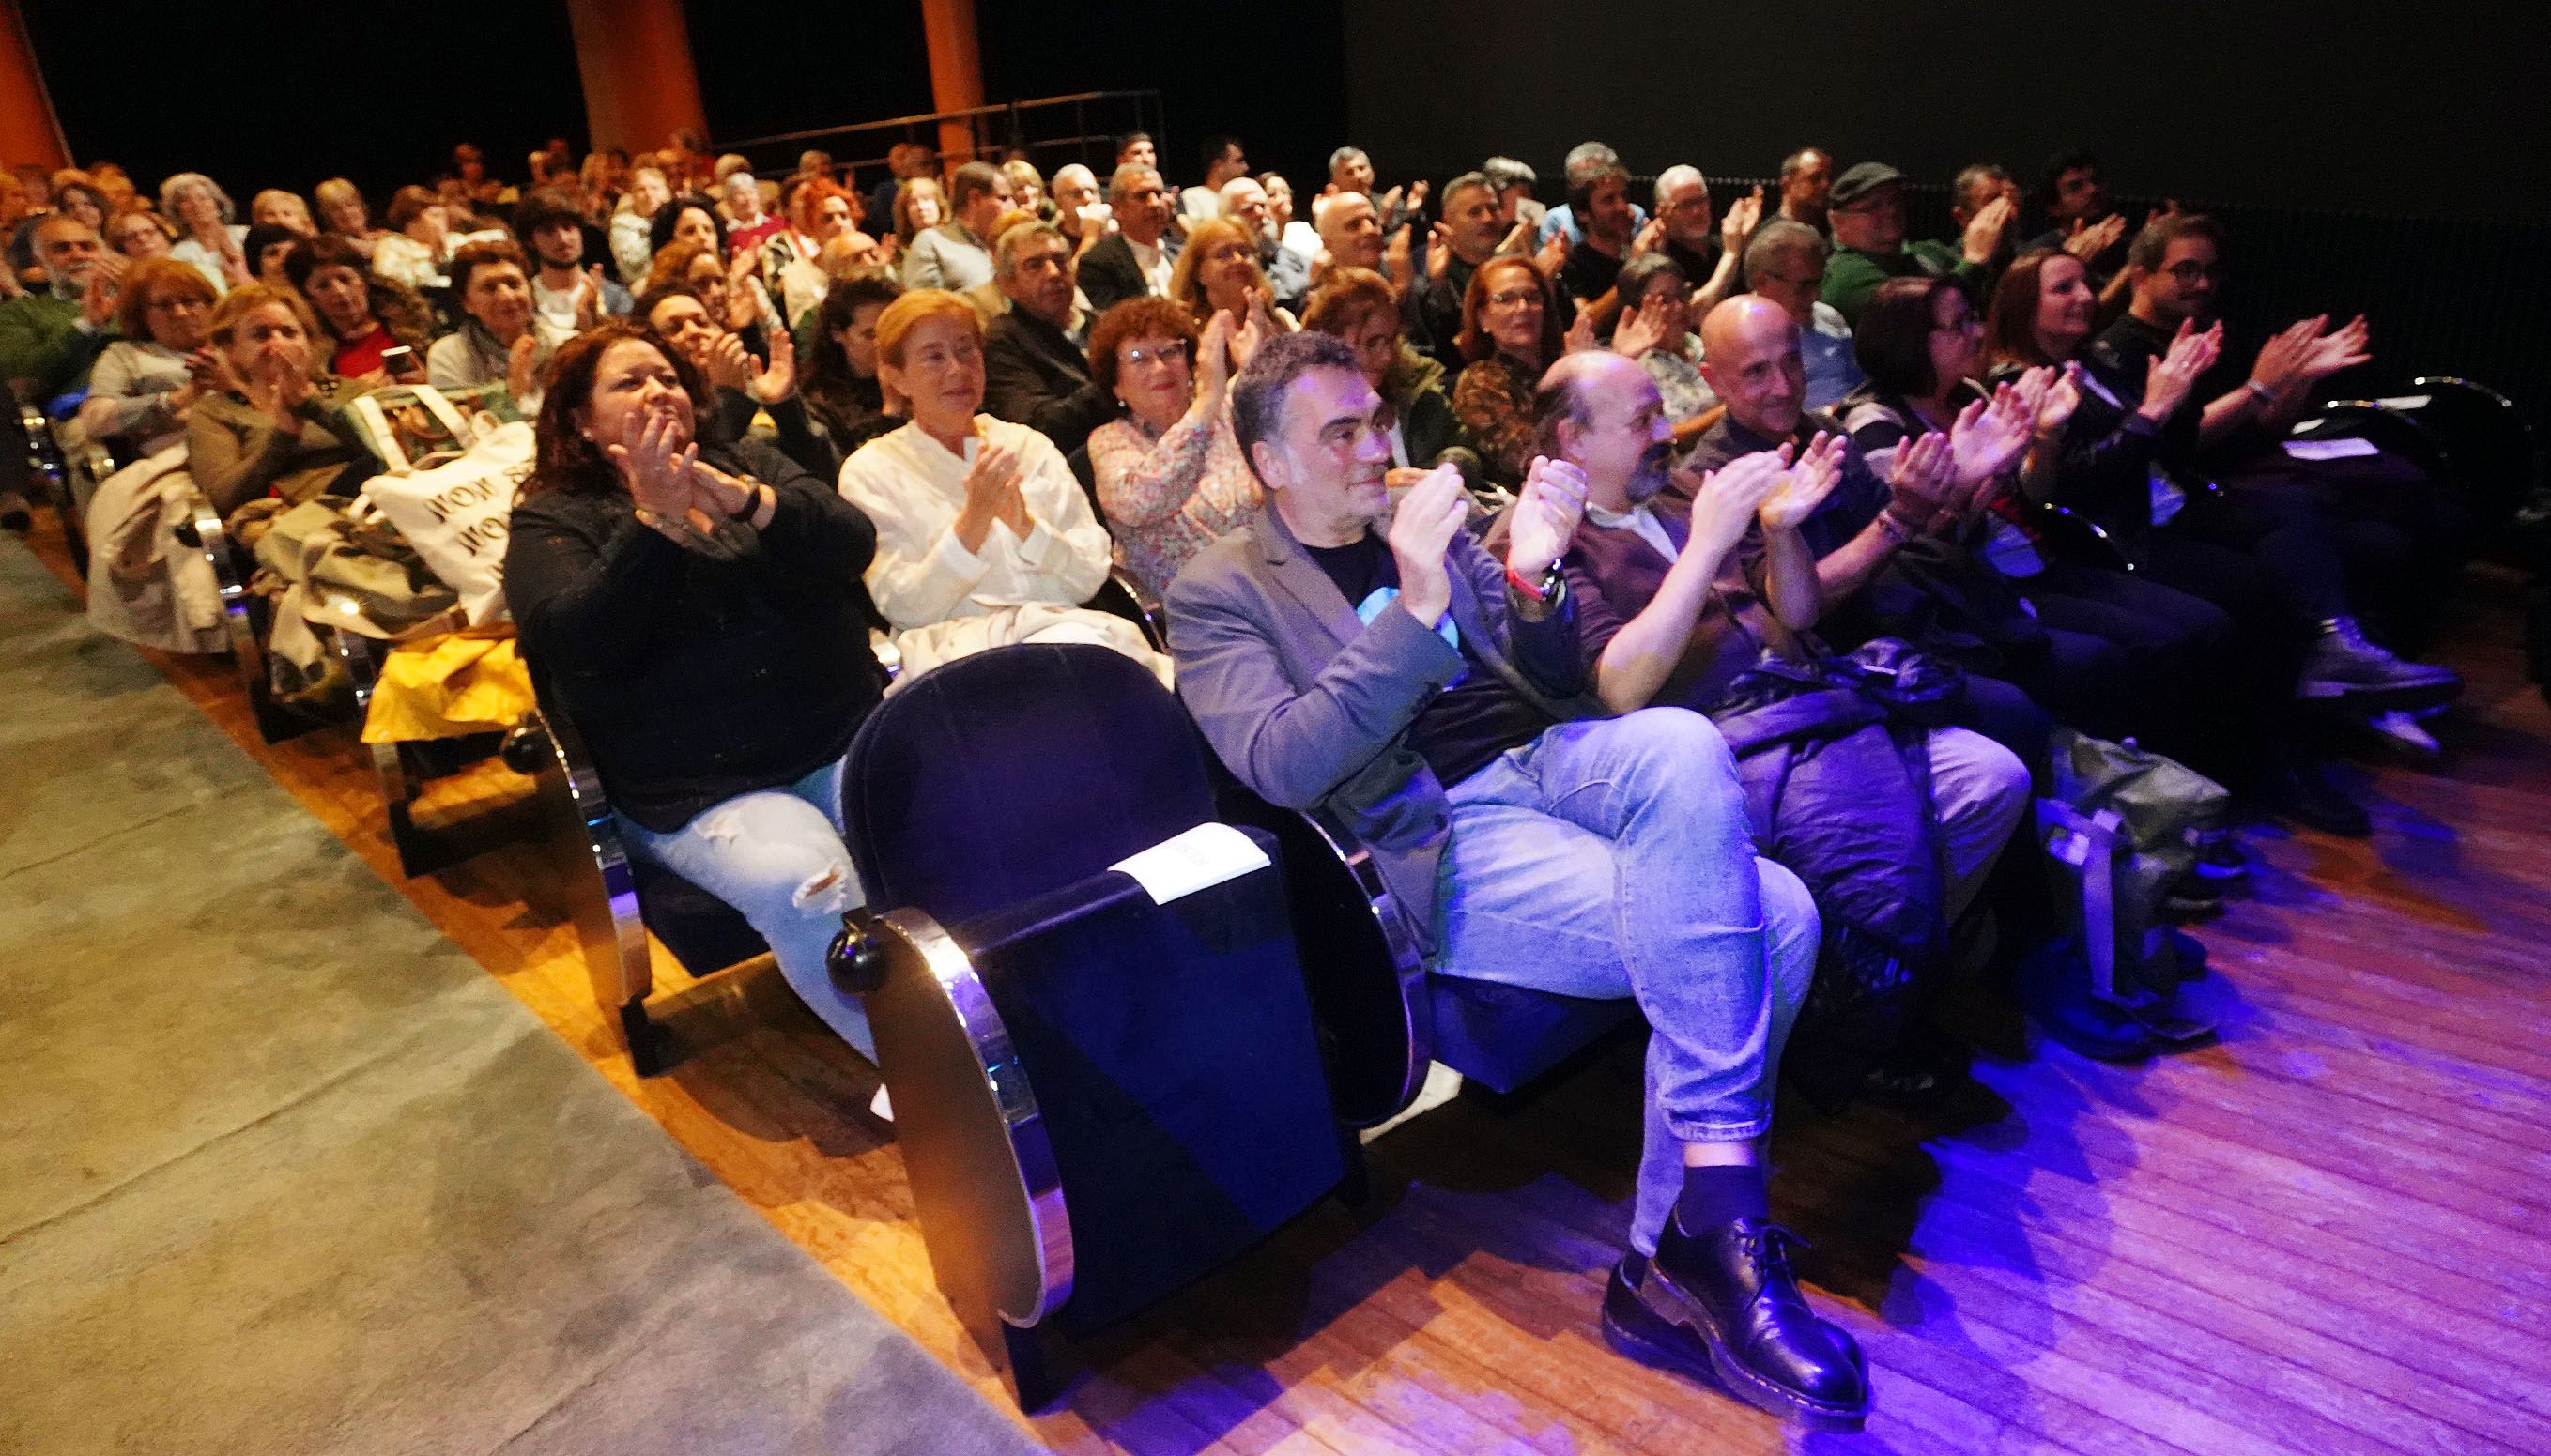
{"left": 618, "top": 756, "right": 878, "bottom": 1060}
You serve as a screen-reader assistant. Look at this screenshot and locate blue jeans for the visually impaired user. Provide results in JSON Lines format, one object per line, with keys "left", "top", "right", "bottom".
{"left": 619, "top": 757, "right": 877, "bottom": 1060}
{"left": 1434, "top": 709, "right": 1820, "bottom": 1255}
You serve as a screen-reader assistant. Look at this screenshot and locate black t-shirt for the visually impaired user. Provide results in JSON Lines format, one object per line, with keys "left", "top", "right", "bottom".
{"left": 1560, "top": 241, "right": 1626, "bottom": 306}
{"left": 1303, "top": 533, "right": 1553, "bottom": 787}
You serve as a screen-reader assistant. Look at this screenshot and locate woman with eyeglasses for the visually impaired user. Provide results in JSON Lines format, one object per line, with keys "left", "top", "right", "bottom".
{"left": 1084, "top": 296, "right": 1261, "bottom": 596}
{"left": 1838, "top": 272, "right": 2247, "bottom": 785}
{"left": 1448, "top": 254, "right": 1570, "bottom": 487}
{"left": 104, "top": 206, "right": 177, "bottom": 263}
{"left": 75, "top": 256, "right": 221, "bottom": 458}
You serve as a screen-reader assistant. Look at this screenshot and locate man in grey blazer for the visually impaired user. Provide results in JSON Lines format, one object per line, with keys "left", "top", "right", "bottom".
{"left": 1164, "top": 331, "right": 1869, "bottom": 1432}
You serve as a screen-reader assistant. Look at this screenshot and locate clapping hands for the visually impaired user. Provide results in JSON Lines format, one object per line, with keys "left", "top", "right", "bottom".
{"left": 1948, "top": 381, "right": 2036, "bottom": 487}
{"left": 1759, "top": 432, "right": 1849, "bottom": 533}
{"left": 1506, "top": 453, "right": 1591, "bottom": 583}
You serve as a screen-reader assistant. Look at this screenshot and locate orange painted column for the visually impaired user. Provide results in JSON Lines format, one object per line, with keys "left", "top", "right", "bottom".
{"left": 0, "top": 0, "right": 69, "bottom": 170}
{"left": 562, "top": 0, "right": 708, "bottom": 156}
{"left": 919, "top": 0, "right": 985, "bottom": 165}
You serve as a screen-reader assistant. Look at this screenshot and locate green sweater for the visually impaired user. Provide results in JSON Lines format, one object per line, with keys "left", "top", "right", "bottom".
{"left": 0, "top": 292, "right": 114, "bottom": 402}
{"left": 1820, "top": 240, "right": 1983, "bottom": 329}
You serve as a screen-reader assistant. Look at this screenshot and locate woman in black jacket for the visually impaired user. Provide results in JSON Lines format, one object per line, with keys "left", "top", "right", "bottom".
{"left": 506, "top": 318, "right": 887, "bottom": 1054}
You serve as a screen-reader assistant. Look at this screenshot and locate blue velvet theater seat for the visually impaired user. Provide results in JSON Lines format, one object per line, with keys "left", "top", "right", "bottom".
{"left": 838, "top": 644, "right": 1346, "bottom": 1405}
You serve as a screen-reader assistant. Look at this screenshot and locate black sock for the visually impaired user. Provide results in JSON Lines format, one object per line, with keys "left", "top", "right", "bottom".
{"left": 1674, "top": 1161, "right": 1768, "bottom": 1234}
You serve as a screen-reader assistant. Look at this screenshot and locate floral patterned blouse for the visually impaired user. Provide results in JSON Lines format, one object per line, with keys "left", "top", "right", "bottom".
{"left": 1640, "top": 336, "right": 1719, "bottom": 423}
{"left": 1450, "top": 355, "right": 1539, "bottom": 486}
{"left": 1088, "top": 400, "right": 1264, "bottom": 596}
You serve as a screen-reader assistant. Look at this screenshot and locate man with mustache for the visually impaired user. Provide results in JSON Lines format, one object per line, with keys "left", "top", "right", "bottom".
{"left": 1538, "top": 349, "right": 2031, "bottom": 1101}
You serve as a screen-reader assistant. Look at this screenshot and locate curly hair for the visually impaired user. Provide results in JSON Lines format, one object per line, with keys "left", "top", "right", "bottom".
{"left": 1087, "top": 296, "right": 1198, "bottom": 396}
{"left": 524, "top": 318, "right": 709, "bottom": 498}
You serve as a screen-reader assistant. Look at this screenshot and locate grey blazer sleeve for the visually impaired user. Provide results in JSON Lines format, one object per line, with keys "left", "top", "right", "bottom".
{"left": 1166, "top": 552, "right": 1466, "bottom": 810}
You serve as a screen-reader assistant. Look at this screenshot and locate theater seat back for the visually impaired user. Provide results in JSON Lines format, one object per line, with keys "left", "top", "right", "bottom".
{"left": 842, "top": 643, "right": 1217, "bottom": 930}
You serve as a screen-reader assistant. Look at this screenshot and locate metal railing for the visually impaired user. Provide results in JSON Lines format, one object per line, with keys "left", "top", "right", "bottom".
{"left": 715, "top": 89, "right": 1164, "bottom": 195}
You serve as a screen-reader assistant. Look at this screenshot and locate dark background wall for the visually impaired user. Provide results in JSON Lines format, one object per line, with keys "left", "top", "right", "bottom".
{"left": 1340, "top": 0, "right": 2551, "bottom": 225}
{"left": 21, "top": 0, "right": 1347, "bottom": 207}
{"left": 973, "top": 0, "right": 1346, "bottom": 189}
{"left": 21, "top": 0, "right": 588, "bottom": 201}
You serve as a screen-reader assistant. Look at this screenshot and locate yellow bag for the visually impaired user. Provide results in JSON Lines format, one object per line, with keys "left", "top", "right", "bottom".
{"left": 360, "top": 630, "right": 537, "bottom": 743}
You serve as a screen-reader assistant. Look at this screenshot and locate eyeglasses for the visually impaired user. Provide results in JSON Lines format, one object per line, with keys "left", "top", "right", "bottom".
{"left": 1122, "top": 341, "right": 1190, "bottom": 368}
{"left": 1486, "top": 288, "right": 1542, "bottom": 308}
{"left": 1933, "top": 313, "right": 1982, "bottom": 334}
{"left": 2162, "top": 261, "right": 2220, "bottom": 283}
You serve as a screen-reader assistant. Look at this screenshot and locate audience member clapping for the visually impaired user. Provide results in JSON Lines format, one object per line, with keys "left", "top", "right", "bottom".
{"left": 76, "top": 255, "right": 219, "bottom": 457}
{"left": 839, "top": 290, "right": 1161, "bottom": 679}
{"left": 1449, "top": 254, "right": 1571, "bottom": 486}
{"left": 427, "top": 238, "right": 565, "bottom": 406}
{"left": 1300, "top": 266, "right": 1481, "bottom": 490}
{"left": 0, "top": 215, "right": 121, "bottom": 400}
{"left": 1088, "top": 296, "right": 1264, "bottom": 594}
{"left": 186, "top": 284, "right": 371, "bottom": 517}
{"left": 1605, "top": 253, "right": 1714, "bottom": 425}
{"left": 160, "top": 172, "right": 250, "bottom": 295}
{"left": 504, "top": 318, "right": 887, "bottom": 1059}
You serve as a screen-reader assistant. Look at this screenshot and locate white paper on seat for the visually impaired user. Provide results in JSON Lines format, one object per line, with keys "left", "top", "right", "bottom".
{"left": 1111, "top": 822, "right": 1271, "bottom": 905}
{"left": 2376, "top": 394, "right": 2432, "bottom": 411}
{"left": 2284, "top": 437, "right": 2381, "bottom": 461}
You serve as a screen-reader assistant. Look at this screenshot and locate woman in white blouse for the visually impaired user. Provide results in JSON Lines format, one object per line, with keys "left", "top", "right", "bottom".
{"left": 837, "top": 289, "right": 1164, "bottom": 682}
{"left": 158, "top": 173, "right": 250, "bottom": 296}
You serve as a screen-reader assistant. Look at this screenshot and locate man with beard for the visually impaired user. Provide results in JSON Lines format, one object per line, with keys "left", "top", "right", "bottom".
{"left": 2097, "top": 212, "right": 2468, "bottom": 689}
{"left": 1540, "top": 349, "right": 2030, "bottom": 1101}
{"left": 1558, "top": 155, "right": 1638, "bottom": 312}
{"left": 1167, "top": 330, "right": 1867, "bottom": 1433}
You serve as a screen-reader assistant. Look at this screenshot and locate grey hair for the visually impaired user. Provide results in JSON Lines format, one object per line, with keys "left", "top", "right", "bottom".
{"left": 993, "top": 221, "right": 1065, "bottom": 277}
{"left": 1482, "top": 156, "right": 1537, "bottom": 192}
{"left": 158, "top": 171, "right": 236, "bottom": 223}
{"left": 1107, "top": 163, "right": 1159, "bottom": 202}
{"left": 1329, "top": 146, "right": 1370, "bottom": 174}
{"left": 1652, "top": 164, "right": 1705, "bottom": 211}
{"left": 1744, "top": 218, "right": 1829, "bottom": 284}
{"left": 1561, "top": 143, "right": 1621, "bottom": 187}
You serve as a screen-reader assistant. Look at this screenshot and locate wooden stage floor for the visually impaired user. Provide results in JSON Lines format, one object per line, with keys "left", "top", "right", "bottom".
{"left": 28, "top": 513, "right": 2549, "bottom": 1456}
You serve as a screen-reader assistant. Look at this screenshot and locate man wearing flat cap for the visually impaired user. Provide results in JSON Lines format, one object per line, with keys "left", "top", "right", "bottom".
{"left": 1817, "top": 161, "right": 2013, "bottom": 326}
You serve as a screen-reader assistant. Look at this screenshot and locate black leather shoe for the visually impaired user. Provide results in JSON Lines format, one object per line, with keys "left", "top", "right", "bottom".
{"left": 1628, "top": 1217, "right": 1871, "bottom": 1431}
